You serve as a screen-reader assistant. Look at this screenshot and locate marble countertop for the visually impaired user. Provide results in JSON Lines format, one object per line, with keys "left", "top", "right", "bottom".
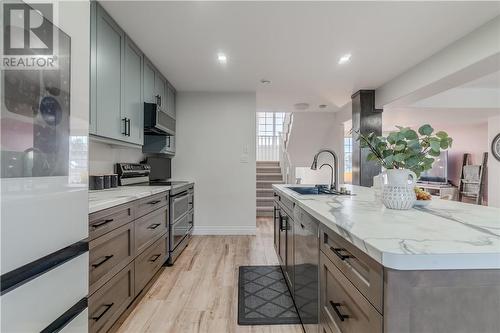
{"left": 89, "top": 186, "right": 171, "bottom": 213}
{"left": 273, "top": 184, "right": 500, "bottom": 270}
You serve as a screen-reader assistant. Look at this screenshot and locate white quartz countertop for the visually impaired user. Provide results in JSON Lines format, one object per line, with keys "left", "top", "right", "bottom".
{"left": 89, "top": 186, "right": 171, "bottom": 214}
{"left": 273, "top": 184, "right": 500, "bottom": 270}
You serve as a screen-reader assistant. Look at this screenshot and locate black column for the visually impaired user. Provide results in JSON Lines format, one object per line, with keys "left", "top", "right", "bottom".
{"left": 351, "top": 90, "right": 383, "bottom": 187}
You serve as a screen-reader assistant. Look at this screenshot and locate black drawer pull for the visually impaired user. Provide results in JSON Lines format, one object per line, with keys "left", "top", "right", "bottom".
{"left": 92, "top": 218, "right": 114, "bottom": 229}
{"left": 330, "top": 301, "right": 349, "bottom": 321}
{"left": 91, "top": 255, "right": 114, "bottom": 268}
{"left": 300, "top": 223, "right": 305, "bottom": 229}
{"left": 147, "top": 200, "right": 161, "bottom": 205}
{"left": 92, "top": 303, "right": 114, "bottom": 321}
{"left": 330, "top": 247, "right": 354, "bottom": 261}
{"left": 149, "top": 254, "right": 161, "bottom": 262}
{"left": 148, "top": 223, "right": 161, "bottom": 229}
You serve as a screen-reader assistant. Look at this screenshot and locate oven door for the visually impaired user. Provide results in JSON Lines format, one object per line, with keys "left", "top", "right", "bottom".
{"left": 172, "top": 192, "right": 189, "bottom": 223}
{"left": 171, "top": 212, "right": 192, "bottom": 250}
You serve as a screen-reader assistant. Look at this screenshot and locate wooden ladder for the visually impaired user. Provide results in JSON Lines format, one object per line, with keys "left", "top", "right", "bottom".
{"left": 458, "top": 152, "right": 488, "bottom": 205}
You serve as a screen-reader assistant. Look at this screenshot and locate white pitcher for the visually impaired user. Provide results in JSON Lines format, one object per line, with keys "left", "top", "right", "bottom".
{"left": 381, "top": 169, "right": 417, "bottom": 210}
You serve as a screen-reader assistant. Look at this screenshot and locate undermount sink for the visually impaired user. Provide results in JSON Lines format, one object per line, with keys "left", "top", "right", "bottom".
{"left": 288, "top": 186, "right": 335, "bottom": 195}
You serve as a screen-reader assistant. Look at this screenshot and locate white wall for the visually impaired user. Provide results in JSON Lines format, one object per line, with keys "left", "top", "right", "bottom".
{"left": 88, "top": 141, "right": 144, "bottom": 175}
{"left": 173, "top": 92, "right": 256, "bottom": 235}
{"left": 286, "top": 112, "right": 345, "bottom": 185}
{"left": 488, "top": 115, "right": 500, "bottom": 207}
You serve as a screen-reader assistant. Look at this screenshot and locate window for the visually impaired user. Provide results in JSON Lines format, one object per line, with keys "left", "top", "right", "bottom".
{"left": 257, "top": 112, "right": 285, "bottom": 137}
{"left": 344, "top": 136, "right": 352, "bottom": 184}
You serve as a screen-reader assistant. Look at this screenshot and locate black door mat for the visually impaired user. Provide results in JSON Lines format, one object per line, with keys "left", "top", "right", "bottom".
{"left": 238, "top": 265, "right": 301, "bottom": 326}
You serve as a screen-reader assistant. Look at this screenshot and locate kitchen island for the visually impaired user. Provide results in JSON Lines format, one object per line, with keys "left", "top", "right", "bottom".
{"left": 273, "top": 184, "right": 500, "bottom": 333}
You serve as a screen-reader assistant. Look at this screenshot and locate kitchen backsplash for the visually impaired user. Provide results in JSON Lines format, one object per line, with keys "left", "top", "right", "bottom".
{"left": 89, "top": 140, "right": 145, "bottom": 175}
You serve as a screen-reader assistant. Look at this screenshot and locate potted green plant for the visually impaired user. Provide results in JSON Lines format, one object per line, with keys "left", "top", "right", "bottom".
{"left": 357, "top": 124, "right": 453, "bottom": 210}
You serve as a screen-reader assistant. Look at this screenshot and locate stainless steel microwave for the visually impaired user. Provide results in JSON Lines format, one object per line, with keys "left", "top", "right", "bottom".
{"left": 144, "top": 102, "right": 175, "bottom": 135}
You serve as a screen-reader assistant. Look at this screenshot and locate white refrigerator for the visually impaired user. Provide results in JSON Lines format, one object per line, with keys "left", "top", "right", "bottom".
{"left": 1, "top": 2, "right": 89, "bottom": 331}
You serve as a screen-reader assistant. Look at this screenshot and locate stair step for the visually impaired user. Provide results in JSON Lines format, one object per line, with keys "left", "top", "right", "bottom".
{"left": 257, "top": 189, "right": 274, "bottom": 197}
{"left": 256, "top": 206, "right": 274, "bottom": 217}
{"left": 257, "top": 161, "right": 280, "bottom": 167}
{"left": 257, "top": 166, "right": 281, "bottom": 173}
{"left": 257, "top": 197, "right": 274, "bottom": 204}
{"left": 257, "top": 180, "right": 284, "bottom": 189}
{"left": 257, "top": 173, "right": 283, "bottom": 181}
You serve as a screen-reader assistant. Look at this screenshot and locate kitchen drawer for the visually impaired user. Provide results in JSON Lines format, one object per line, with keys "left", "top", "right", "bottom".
{"left": 89, "top": 203, "right": 134, "bottom": 240}
{"left": 136, "top": 192, "right": 168, "bottom": 219}
{"left": 320, "top": 226, "right": 383, "bottom": 313}
{"left": 134, "top": 236, "right": 166, "bottom": 295}
{"left": 89, "top": 262, "right": 134, "bottom": 333}
{"left": 135, "top": 206, "right": 168, "bottom": 255}
{"left": 89, "top": 223, "right": 134, "bottom": 295}
{"left": 188, "top": 190, "right": 194, "bottom": 211}
{"left": 320, "top": 252, "right": 382, "bottom": 333}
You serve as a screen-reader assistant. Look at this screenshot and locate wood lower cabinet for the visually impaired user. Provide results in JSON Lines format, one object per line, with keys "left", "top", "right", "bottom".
{"left": 89, "top": 223, "right": 134, "bottom": 294}
{"left": 89, "top": 263, "right": 135, "bottom": 333}
{"left": 320, "top": 252, "right": 382, "bottom": 333}
{"left": 88, "top": 191, "right": 169, "bottom": 333}
{"left": 134, "top": 237, "right": 167, "bottom": 295}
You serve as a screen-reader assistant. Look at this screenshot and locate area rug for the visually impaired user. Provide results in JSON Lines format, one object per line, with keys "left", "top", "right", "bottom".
{"left": 237, "top": 265, "right": 301, "bottom": 325}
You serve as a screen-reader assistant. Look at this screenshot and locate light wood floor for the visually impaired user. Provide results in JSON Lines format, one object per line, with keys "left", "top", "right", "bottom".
{"left": 116, "top": 218, "right": 303, "bottom": 333}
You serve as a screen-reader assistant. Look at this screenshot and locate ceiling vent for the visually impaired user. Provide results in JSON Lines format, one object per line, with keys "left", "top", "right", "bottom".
{"left": 294, "top": 103, "right": 310, "bottom": 110}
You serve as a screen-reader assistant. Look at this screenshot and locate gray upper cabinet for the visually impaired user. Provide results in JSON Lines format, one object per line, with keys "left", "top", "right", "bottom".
{"left": 155, "top": 72, "right": 167, "bottom": 109}
{"left": 166, "top": 83, "right": 176, "bottom": 119}
{"left": 123, "top": 37, "right": 143, "bottom": 145}
{"left": 91, "top": 3, "right": 176, "bottom": 147}
{"left": 94, "top": 3, "right": 124, "bottom": 141}
{"left": 143, "top": 59, "right": 156, "bottom": 104}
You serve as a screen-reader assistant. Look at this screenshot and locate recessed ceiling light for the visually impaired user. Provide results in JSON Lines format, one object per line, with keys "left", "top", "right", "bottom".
{"left": 338, "top": 53, "right": 351, "bottom": 65}
{"left": 260, "top": 79, "right": 271, "bottom": 84}
{"left": 319, "top": 104, "right": 328, "bottom": 109}
{"left": 217, "top": 53, "right": 227, "bottom": 64}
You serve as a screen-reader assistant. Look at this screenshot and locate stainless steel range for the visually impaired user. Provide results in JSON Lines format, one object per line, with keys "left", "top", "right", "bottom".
{"left": 115, "top": 163, "right": 194, "bottom": 265}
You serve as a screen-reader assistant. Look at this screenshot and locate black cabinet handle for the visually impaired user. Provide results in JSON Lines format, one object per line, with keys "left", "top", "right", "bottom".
{"left": 147, "top": 200, "right": 161, "bottom": 205}
{"left": 300, "top": 223, "right": 305, "bottom": 229}
{"left": 329, "top": 301, "right": 349, "bottom": 322}
{"left": 92, "top": 303, "right": 114, "bottom": 321}
{"left": 126, "top": 118, "right": 131, "bottom": 136}
{"left": 148, "top": 223, "right": 161, "bottom": 229}
{"left": 330, "top": 247, "right": 354, "bottom": 261}
{"left": 149, "top": 254, "right": 161, "bottom": 262}
{"left": 92, "top": 218, "right": 114, "bottom": 229}
{"left": 122, "top": 118, "right": 128, "bottom": 135}
{"left": 91, "top": 255, "right": 114, "bottom": 268}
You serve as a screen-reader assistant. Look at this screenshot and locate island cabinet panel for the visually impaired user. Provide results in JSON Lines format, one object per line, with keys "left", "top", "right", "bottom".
{"left": 320, "top": 225, "right": 383, "bottom": 313}
{"left": 89, "top": 223, "right": 134, "bottom": 295}
{"left": 383, "top": 268, "right": 500, "bottom": 333}
{"left": 89, "top": 262, "right": 135, "bottom": 333}
{"left": 320, "top": 252, "right": 383, "bottom": 333}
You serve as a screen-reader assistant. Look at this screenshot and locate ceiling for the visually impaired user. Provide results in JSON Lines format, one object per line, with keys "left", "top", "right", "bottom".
{"left": 101, "top": 1, "right": 500, "bottom": 112}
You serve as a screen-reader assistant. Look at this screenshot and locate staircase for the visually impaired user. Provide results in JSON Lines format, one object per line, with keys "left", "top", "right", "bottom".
{"left": 256, "top": 161, "right": 283, "bottom": 217}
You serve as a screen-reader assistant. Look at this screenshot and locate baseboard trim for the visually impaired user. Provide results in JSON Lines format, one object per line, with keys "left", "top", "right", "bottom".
{"left": 193, "top": 226, "right": 257, "bottom": 235}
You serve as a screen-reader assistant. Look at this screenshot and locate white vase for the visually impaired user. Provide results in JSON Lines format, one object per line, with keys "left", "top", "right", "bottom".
{"left": 382, "top": 169, "right": 417, "bottom": 210}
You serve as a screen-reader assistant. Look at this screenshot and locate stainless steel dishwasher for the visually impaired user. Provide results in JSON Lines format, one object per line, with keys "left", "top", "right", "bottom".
{"left": 294, "top": 206, "right": 319, "bottom": 333}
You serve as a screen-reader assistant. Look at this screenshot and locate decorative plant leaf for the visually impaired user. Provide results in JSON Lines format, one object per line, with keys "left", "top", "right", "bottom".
{"left": 430, "top": 140, "right": 440, "bottom": 152}
{"left": 436, "top": 131, "right": 448, "bottom": 139}
{"left": 418, "top": 124, "right": 434, "bottom": 136}
{"left": 357, "top": 124, "right": 451, "bottom": 176}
